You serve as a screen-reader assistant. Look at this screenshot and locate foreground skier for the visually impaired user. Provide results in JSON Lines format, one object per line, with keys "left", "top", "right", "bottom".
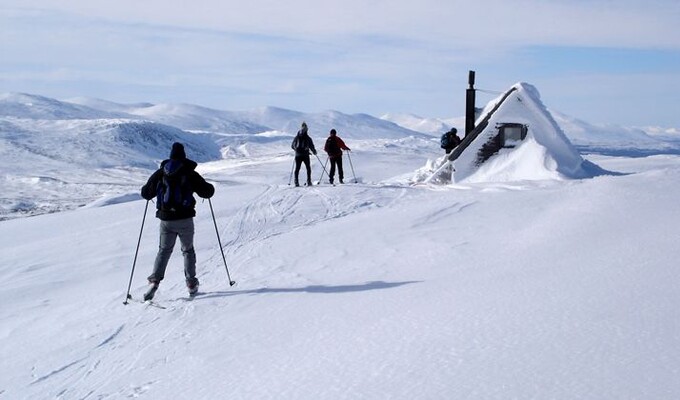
{"left": 140, "top": 142, "right": 215, "bottom": 300}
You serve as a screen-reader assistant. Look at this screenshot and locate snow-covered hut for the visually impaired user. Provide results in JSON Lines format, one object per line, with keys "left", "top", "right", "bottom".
{"left": 419, "top": 82, "right": 605, "bottom": 184}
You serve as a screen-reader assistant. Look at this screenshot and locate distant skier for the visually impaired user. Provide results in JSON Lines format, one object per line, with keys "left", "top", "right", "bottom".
{"left": 291, "top": 121, "right": 317, "bottom": 186}
{"left": 323, "top": 129, "right": 351, "bottom": 184}
{"left": 440, "top": 127, "right": 462, "bottom": 154}
{"left": 140, "top": 142, "right": 215, "bottom": 300}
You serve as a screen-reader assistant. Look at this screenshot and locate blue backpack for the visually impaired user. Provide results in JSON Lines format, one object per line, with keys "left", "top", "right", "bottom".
{"left": 440, "top": 133, "right": 451, "bottom": 148}
{"left": 156, "top": 160, "right": 194, "bottom": 211}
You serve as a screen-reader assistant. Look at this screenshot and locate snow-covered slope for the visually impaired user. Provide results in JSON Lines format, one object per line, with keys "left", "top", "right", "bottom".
{"left": 129, "top": 103, "right": 270, "bottom": 134}
{"left": 65, "top": 98, "right": 427, "bottom": 140}
{"left": 3, "top": 118, "right": 219, "bottom": 168}
{"left": 0, "top": 116, "right": 221, "bottom": 219}
{"left": 380, "top": 112, "right": 456, "bottom": 135}
{"left": 0, "top": 93, "right": 132, "bottom": 120}
{"left": 552, "top": 111, "right": 680, "bottom": 156}
{"left": 1, "top": 146, "right": 679, "bottom": 399}
{"left": 64, "top": 96, "right": 154, "bottom": 114}
{"left": 240, "top": 107, "right": 429, "bottom": 140}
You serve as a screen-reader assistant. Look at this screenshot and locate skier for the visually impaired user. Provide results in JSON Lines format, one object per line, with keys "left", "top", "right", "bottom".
{"left": 140, "top": 142, "right": 215, "bottom": 300}
{"left": 323, "top": 128, "right": 351, "bottom": 184}
{"left": 440, "top": 127, "right": 462, "bottom": 154}
{"left": 291, "top": 121, "right": 317, "bottom": 186}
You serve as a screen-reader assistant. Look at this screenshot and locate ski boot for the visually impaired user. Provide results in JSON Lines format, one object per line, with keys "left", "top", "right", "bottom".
{"left": 143, "top": 281, "right": 159, "bottom": 301}
{"left": 187, "top": 279, "right": 200, "bottom": 296}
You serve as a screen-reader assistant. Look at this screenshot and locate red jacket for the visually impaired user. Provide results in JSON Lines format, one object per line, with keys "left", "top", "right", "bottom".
{"left": 324, "top": 135, "right": 350, "bottom": 158}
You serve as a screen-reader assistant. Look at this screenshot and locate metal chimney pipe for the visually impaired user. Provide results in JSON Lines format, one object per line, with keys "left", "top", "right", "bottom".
{"left": 465, "top": 70, "right": 476, "bottom": 135}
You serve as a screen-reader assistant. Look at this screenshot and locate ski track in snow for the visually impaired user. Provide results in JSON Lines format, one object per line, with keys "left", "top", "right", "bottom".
{"left": 8, "top": 181, "right": 421, "bottom": 399}
{"left": 221, "top": 183, "right": 407, "bottom": 251}
{"left": 27, "top": 306, "right": 202, "bottom": 399}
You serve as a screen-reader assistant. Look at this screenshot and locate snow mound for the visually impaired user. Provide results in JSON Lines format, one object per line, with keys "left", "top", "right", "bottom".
{"left": 82, "top": 192, "right": 142, "bottom": 208}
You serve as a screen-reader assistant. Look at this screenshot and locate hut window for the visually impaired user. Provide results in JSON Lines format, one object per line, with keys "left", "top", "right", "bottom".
{"left": 498, "top": 123, "right": 528, "bottom": 148}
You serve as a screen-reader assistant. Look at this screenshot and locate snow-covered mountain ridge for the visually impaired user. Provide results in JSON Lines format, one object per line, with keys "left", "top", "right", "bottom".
{"left": 0, "top": 92, "right": 431, "bottom": 219}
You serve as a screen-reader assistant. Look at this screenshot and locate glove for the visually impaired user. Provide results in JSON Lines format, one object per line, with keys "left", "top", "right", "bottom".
{"left": 312, "top": 150, "right": 317, "bottom": 155}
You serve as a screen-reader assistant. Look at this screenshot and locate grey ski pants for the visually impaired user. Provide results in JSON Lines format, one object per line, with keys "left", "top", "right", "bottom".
{"left": 148, "top": 218, "right": 197, "bottom": 285}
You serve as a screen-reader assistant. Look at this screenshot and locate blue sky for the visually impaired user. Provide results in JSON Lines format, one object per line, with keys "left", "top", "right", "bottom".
{"left": 2, "top": 0, "right": 679, "bottom": 127}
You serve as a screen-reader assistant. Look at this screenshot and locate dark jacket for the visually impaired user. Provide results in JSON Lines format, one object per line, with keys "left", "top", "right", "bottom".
{"left": 441, "top": 131, "right": 462, "bottom": 151}
{"left": 291, "top": 131, "right": 316, "bottom": 157}
{"left": 141, "top": 158, "right": 215, "bottom": 221}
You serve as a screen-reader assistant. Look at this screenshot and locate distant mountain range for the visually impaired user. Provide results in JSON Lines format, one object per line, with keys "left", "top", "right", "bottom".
{"left": 1, "top": 92, "right": 430, "bottom": 138}
{"left": 2, "top": 92, "right": 679, "bottom": 171}
{"left": 0, "top": 92, "right": 434, "bottom": 171}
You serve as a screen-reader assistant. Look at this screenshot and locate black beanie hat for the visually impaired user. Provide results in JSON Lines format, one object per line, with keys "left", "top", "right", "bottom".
{"left": 170, "top": 142, "right": 186, "bottom": 160}
{"left": 330, "top": 129, "right": 337, "bottom": 135}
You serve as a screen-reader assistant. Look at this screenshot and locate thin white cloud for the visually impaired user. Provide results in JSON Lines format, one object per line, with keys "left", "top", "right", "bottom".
{"left": 4, "top": 0, "right": 680, "bottom": 49}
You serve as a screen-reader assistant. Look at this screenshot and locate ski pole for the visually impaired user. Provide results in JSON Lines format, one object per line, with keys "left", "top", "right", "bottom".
{"left": 208, "top": 198, "right": 236, "bottom": 286}
{"left": 124, "top": 200, "right": 149, "bottom": 305}
{"left": 314, "top": 153, "right": 330, "bottom": 180}
{"left": 317, "top": 156, "right": 329, "bottom": 184}
{"left": 287, "top": 158, "right": 295, "bottom": 185}
{"left": 346, "top": 151, "right": 358, "bottom": 183}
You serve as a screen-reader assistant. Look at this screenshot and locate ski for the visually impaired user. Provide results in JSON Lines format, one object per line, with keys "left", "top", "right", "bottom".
{"left": 125, "top": 295, "right": 167, "bottom": 309}
{"left": 180, "top": 292, "right": 203, "bottom": 301}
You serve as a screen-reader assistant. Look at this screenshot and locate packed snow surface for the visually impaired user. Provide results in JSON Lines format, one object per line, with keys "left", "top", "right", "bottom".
{"left": 1, "top": 91, "right": 679, "bottom": 399}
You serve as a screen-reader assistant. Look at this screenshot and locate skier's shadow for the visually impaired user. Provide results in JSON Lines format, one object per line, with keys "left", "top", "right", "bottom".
{"left": 194, "top": 280, "right": 421, "bottom": 300}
